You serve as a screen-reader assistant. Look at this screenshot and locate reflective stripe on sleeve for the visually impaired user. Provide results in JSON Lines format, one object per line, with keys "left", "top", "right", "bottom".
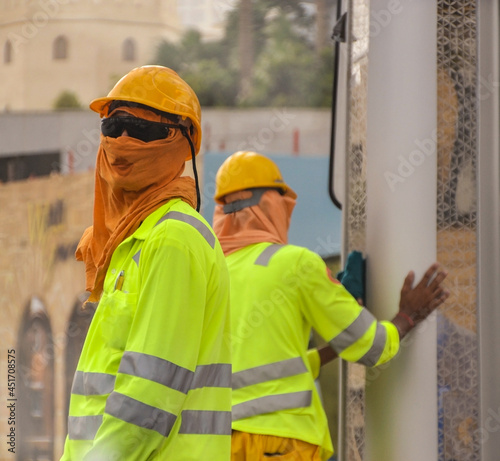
{"left": 119, "top": 351, "right": 192, "bottom": 393}
{"left": 191, "top": 363, "right": 232, "bottom": 389}
{"left": 119, "top": 351, "right": 231, "bottom": 393}
{"left": 356, "top": 322, "right": 387, "bottom": 367}
{"left": 68, "top": 415, "right": 103, "bottom": 440}
{"left": 232, "top": 357, "right": 307, "bottom": 390}
{"left": 329, "top": 308, "right": 376, "bottom": 353}
{"left": 254, "top": 244, "right": 284, "bottom": 266}
{"left": 156, "top": 211, "right": 215, "bottom": 248}
{"left": 71, "top": 371, "right": 116, "bottom": 396}
{"left": 180, "top": 410, "right": 232, "bottom": 435}
{"left": 232, "top": 390, "right": 312, "bottom": 421}
{"left": 105, "top": 392, "right": 177, "bottom": 436}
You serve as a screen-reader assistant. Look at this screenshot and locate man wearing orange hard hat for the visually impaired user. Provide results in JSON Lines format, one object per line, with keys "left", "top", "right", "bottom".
{"left": 212, "top": 150, "right": 449, "bottom": 460}
{"left": 61, "top": 66, "right": 232, "bottom": 460}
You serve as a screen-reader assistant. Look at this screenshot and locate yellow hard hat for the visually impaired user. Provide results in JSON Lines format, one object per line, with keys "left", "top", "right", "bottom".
{"left": 214, "top": 151, "right": 297, "bottom": 203}
{"left": 90, "top": 65, "right": 202, "bottom": 155}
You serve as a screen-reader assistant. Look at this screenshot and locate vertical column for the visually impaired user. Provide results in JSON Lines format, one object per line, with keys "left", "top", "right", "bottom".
{"left": 338, "top": 1, "right": 371, "bottom": 459}
{"left": 364, "top": 1, "right": 437, "bottom": 460}
{"left": 478, "top": 1, "right": 500, "bottom": 459}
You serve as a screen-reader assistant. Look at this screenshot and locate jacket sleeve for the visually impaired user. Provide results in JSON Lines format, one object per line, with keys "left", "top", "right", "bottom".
{"left": 306, "top": 348, "right": 321, "bottom": 379}
{"left": 295, "top": 249, "right": 400, "bottom": 368}
{"left": 84, "top": 227, "right": 225, "bottom": 460}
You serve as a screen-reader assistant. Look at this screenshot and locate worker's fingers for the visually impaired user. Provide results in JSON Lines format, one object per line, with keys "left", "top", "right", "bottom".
{"left": 416, "top": 263, "right": 440, "bottom": 289}
{"left": 401, "top": 270, "right": 415, "bottom": 294}
{"left": 427, "top": 268, "right": 448, "bottom": 292}
{"left": 412, "top": 298, "right": 440, "bottom": 322}
{"left": 427, "top": 289, "right": 450, "bottom": 312}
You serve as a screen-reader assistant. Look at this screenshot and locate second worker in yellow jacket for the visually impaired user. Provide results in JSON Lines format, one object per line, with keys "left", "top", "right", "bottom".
{"left": 212, "top": 151, "right": 449, "bottom": 461}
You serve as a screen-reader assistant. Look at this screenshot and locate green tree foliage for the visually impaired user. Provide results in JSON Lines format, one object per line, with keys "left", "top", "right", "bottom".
{"left": 53, "top": 90, "right": 82, "bottom": 110}
{"left": 245, "top": 14, "right": 328, "bottom": 107}
{"left": 155, "top": 29, "right": 239, "bottom": 106}
{"left": 154, "top": 1, "right": 334, "bottom": 107}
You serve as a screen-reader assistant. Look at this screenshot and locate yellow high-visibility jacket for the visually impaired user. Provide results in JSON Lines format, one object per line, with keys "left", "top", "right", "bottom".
{"left": 61, "top": 199, "right": 232, "bottom": 461}
{"left": 227, "top": 242, "right": 400, "bottom": 460}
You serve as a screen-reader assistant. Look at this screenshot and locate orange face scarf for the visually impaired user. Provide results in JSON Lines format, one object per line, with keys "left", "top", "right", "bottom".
{"left": 212, "top": 189, "right": 296, "bottom": 256}
{"left": 76, "top": 106, "right": 197, "bottom": 302}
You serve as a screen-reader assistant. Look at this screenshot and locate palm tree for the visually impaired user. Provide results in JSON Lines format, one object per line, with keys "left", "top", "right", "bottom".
{"left": 238, "top": 0, "right": 254, "bottom": 100}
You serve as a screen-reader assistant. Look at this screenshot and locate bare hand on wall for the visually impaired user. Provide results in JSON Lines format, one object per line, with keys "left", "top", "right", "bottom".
{"left": 393, "top": 263, "right": 450, "bottom": 338}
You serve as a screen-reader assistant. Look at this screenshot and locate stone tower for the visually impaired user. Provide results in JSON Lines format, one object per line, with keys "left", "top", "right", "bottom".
{"left": 0, "top": 0, "right": 182, "bottom": 111}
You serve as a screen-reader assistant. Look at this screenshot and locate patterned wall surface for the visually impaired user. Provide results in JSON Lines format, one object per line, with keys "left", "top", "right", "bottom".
{"left": 436, "top": 2, "right": 479, "bottom": 460}
{"left": 340, "top": 0, "right": 370, "bottom": 460}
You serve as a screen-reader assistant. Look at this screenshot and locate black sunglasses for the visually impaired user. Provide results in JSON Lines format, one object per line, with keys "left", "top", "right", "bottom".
{"left": 101, "top": 116, "right": 181, "bottom": 143}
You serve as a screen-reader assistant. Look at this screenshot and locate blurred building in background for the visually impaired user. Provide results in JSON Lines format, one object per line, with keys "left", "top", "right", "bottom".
{"left": 1, "top": 171, "right": 94, "bottom": 461}
{"left": 176, "top": 0, "right": 234, "bottom": 41}
{"left": 0, "top": 0, "right": 181, "bottom": 111}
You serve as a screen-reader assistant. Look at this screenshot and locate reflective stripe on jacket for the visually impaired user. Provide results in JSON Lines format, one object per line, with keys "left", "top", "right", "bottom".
{"left": 61, "top": 199, "right": 232, "bottom": 461}
{"left": 226, "top": 242, "right": 399, "bottom": 460}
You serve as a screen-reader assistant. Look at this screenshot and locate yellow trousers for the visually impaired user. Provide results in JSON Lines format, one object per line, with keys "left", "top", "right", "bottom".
{"left": 231, "top": 430, "right": 322, "bottom": 461}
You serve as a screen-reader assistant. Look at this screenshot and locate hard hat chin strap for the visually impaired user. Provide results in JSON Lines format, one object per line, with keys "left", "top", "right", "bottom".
{"left": 222, "top": 188, "right": 269, "bottom": 214}
{"left": 179, "top": 126, "right": 201, "bottom": 212}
